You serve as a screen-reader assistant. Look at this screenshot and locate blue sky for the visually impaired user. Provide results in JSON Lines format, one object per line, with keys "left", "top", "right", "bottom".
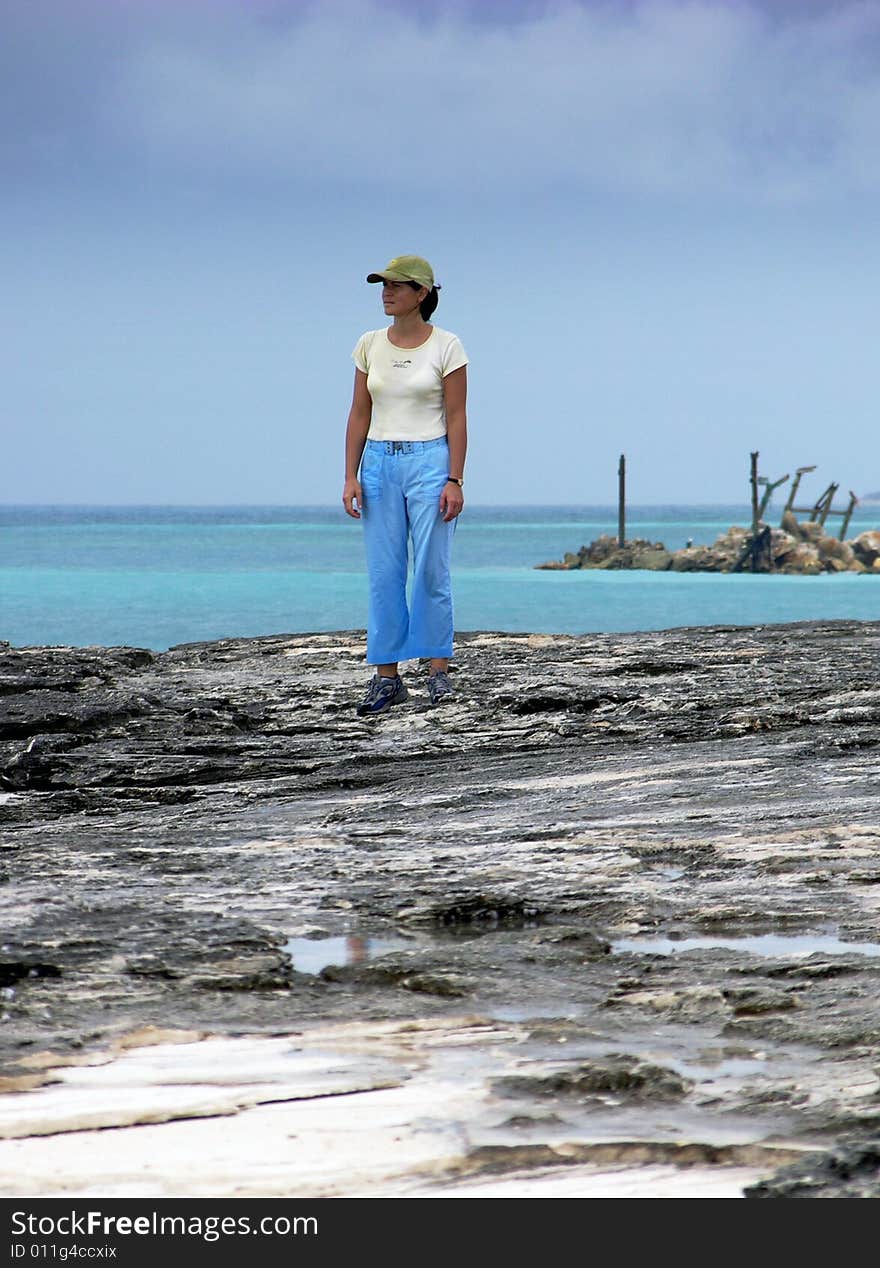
{"left": 4, "top": 0, "right": 880, "bottom": 506}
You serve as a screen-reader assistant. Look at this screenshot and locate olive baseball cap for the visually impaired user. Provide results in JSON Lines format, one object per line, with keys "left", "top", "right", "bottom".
{"left": 366, "top": 255, "right": 440, "bottom": 290}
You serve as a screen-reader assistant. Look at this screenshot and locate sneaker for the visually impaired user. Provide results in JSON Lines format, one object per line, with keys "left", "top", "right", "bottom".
{"left": 427, "top": 670, "right": 454, "bottom": 705}
{"left": 356, "top": 674, "right": 408, "bottom": 716}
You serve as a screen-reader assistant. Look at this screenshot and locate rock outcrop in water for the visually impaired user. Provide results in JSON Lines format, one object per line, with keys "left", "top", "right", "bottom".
{"left": 1, "top": 621, "right": 880, "bottom": 1197}
{"left": 537, "top": 523, "right": 880, "bottom": 574}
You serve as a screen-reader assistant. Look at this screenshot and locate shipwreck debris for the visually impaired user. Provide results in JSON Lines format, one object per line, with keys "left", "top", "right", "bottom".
{"left": 536, "top": 454, "right": 877, "bottom": 575}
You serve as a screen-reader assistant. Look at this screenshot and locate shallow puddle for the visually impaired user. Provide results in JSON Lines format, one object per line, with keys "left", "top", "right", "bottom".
{"left": 284, "top": 935, "right": 412, "bottom": 975}
{"left": 645, "top": 866, "right": 687, "bottom": 881}
{"left": 612, "top": 932, "right": 880, "bottom": 958}
{"left": 674, "top": 1056, "right": 768, "bottom": 1079}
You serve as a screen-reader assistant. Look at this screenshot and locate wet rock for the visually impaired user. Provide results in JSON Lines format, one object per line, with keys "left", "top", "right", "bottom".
{"left": 398, "top": 894, "right": 543, "bottom": 928}
{"left": 401, "top": 972, "right": 474, "bottom": 997}
{"left": 605, "top": 985, "right": 728, "bottom": 1019}
{"left": 721, "top": 987, "right": 800, "bottom": 1016}
{"left": 0, "top": 962, "right": 62, "bottom": 989}
{"left": 2, "top": 622, "right": 880, "bottom": 1195}
{"left": 744, "top": 1138, "right": 880, "bottom": 1198}
{"left": 492, "top": 1055, "right": 691, "bottom": 1101}
{"left": 534, "top": 929, "right": 611, "bottom": 958}
{"left": 0, "top": 693, "right": 152, "bottom": 744}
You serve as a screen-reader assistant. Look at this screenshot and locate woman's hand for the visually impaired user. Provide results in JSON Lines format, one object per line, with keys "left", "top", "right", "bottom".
{"left": 440, "top": 480, "right": 464, "bottom": 522}
{"left": 343, "top": 477, "right": 363, "bottom": 519}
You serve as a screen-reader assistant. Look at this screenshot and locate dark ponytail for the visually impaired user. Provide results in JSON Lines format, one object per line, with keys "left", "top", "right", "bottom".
{"left": 408, "top": 281, "right": 439, "bottom": 322}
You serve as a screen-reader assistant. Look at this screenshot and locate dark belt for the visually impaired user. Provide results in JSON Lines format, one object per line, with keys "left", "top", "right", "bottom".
{"left": 379, "top": 439, "right": 445, "bottom": 454}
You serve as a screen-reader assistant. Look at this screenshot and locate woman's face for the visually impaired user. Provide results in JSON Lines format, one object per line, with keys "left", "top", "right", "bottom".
{"left": 381, "top": 279, "right": 427, "bottom": 317}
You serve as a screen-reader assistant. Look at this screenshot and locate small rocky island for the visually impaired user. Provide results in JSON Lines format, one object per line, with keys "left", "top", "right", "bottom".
{"left": 537, "top": 519, "right": 880, "bottom": 575}
{"left": 2, "top": 622, "right": 880, "bottom": 1197}
{"left": 540, "top": 455, "right": 879, "bottom": 575}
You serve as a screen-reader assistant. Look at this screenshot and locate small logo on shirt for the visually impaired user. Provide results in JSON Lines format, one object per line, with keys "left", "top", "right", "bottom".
{"left": 391, "top": 359, "right": 412, "bottom": 368}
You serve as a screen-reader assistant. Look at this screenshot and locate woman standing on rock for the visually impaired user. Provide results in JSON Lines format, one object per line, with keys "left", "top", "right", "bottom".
{"left": 342, "top": 255, "right": 468, "bottom": 716}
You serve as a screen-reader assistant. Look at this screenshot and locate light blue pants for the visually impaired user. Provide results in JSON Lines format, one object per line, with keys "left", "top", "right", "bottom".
{"left": 360, "top": 437, "right": 455, "bottom": 664}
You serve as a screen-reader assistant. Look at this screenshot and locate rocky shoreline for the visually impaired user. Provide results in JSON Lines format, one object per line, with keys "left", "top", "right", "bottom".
{"left": 537, "top": 519, "right": 880, "bottom": 575}
{"left": 2, "top": 621, "right": 880, "bottom": 1197}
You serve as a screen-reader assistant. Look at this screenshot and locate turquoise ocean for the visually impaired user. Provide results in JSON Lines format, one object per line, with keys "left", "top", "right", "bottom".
{"left": 1, "top": 504, "right": 878, "bottom": 652}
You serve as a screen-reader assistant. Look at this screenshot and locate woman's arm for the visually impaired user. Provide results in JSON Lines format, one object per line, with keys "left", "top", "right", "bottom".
{"left": 342, "top": 369, "right": 372, "bottom": 519}
{"left": 440, "top": 365, "right": 467, "bottom": 522}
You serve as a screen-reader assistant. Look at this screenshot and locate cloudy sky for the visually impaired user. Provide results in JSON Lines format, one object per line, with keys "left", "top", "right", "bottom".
{"left": 4, "top": 0, "right": 880, "bottom": 506}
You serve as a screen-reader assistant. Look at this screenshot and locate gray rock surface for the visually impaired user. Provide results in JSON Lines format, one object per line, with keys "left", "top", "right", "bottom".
{"left": 2, "top": 621, "right": 880, "bottom": 1195}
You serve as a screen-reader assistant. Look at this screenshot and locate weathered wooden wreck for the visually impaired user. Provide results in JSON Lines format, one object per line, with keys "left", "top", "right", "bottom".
{"left": 537, "top": 454, "right": 880, "bottom": 575}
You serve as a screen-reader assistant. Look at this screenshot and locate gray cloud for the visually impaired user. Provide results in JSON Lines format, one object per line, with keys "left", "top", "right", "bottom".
{"left": 5, "top": 2, "right": 879, "bottom": 507}
{"left": 7, "top": 1, "right": 880, "bottom": 202}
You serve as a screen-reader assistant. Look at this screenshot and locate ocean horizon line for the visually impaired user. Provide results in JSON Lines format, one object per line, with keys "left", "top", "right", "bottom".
{"left": 4, "top": 501, "right": 879, "bottom": 528}
{"left": 2, "top": 499, "right": 759, "bottom": 510}
{"left": 3, "top": 498, "right": 879, "bottom": 512}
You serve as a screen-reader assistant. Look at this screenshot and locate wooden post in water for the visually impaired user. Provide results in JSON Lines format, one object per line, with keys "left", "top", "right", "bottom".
{"left": 811, "top": 483, "right": 838, "bottom": 527}
{"left": 783, "top": 465, "right": 816, "bottom": 520}
{"left": 750, "top": 451, "right": 760, "bottom": 534}
{"left": 757, "top": 472, "right": 789, "bottom": 522}
{"left": 838, "top": 491, "right": 859, "bottom": 541}
{"left": 618, "top": 454, "right": 626, "bottom": 547}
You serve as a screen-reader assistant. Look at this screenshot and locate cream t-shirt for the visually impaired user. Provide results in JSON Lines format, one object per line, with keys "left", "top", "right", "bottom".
{"left": 351, "top": 326, "right": 468, "bottom": 440}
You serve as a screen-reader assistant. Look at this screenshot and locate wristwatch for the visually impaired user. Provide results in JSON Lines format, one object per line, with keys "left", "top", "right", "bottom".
{"left": 447, "top": 477, "right": 463, "bottom": 487}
